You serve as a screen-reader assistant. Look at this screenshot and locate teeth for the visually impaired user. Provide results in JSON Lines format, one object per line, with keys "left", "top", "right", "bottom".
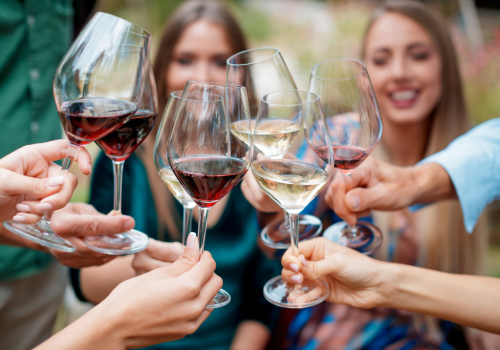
{"left": 391, "top": 90, "right": 417, "bottom": 101}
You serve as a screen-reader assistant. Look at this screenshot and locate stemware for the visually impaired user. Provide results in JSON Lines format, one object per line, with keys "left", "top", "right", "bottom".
{"left": 167, "top": 81, "right": 252, "bottom": 308}
{"left": 227, "top": 47, "right": 323, "bottom": 249}
{"left": 309, "top": 58, "right": 383, "bottom": 255}
{"left": 85, "top": 59, "right": 157, "bottom": 254}
{"left": 3, "top": 13, "right": 149, "bottom": 252}
{"left": 251, "top": 90, "right": 334, "bottom": 308}
{"left": 154, "top": 91, "right": 196, "bottom": 245}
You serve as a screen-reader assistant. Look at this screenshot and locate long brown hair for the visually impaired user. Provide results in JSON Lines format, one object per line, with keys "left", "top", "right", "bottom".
{"left": 362, "top": 1, "right": 486, "bottom": 276}
{"left": 137, "top": 0, "right": 248, "bottom": 240}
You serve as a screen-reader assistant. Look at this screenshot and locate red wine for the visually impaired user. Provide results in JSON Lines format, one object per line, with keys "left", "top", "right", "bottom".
{"left": 58, "top": 98, "right": 137, "bottom": 146}
{"left": 96, "top": 110, "right": 156, "bottom": 161}
{"left": 172, "top": 155, "right": 248, "bottom": 208}
{"left": 314, "top": 145, "right": 368, "bottom": 171}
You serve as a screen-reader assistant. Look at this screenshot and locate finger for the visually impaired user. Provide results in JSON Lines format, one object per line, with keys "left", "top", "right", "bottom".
{"left": 134, "top": 259, "right": 172, "bottom": 275}
{"left": 38, "top": 173, "right": 78, "bottom": 211}
{"left": 51, "top": 211, "right": 135, "bottom": 237}
{"left": 180, "top": 250, "right": 217, "bottom": 290}
{"left": 331, "top": 172, "right": 357, "bottom": 226}
{"left": 144, "top": 239, "right": 184, "bottom": 262}
{"left": 292, "top": 283, "right": 326, "bottom": 304}
{"left": 12, "top": 213, "right": 42, "bottom": 224}
{"left": 160, "top": 232, "right": 201, "bottom": 278}
{"left": 345, "top": 187, "right": 378, "bottom": 213}
{"left": 75, "top": 147, "right": 92, "bottom": 176}
{"left": 198, "top": 273, "right": 224, "bottom": 307}
{"left": 0, "top": 168, "right": 65, "bottom": 199}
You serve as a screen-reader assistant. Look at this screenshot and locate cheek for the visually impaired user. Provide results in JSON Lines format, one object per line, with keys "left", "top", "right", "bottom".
{"left": 417, "top": 59, "right": 442, "bottom": 108}
{"left": 166, "top": 62, "right": 195, "bottom": 92}
{"left": 207, "top": 66, "right": 228, "bottom": 85}
{"left": 365, "top": 64, "right": 389, "bottom": 100}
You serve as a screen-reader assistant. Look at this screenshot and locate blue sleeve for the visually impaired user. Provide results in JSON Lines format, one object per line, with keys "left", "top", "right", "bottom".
{"left": 418, "top": 118, "right": 500, "bottom": 233}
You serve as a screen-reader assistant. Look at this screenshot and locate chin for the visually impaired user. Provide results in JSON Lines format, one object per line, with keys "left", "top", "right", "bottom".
{"left": 382, "top": 110, "right": 429, "bottom": 126}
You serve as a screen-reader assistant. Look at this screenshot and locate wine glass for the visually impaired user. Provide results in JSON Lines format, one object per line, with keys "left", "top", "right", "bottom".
{"left": 3, "top": 13, "right": 149, "bottom": 252}
{"left": 85, "top": 59, "right": 157, "bottom": 254}
{"left": 251, "top": 90, "right": 334, "bottom": 308}
{"left": 309, "top": 58, "right": 383, "bottom": 255}
{"left": 154, "top": 91, "right": 196, "bottom": 245}
{"left": 167, "top": 81, "right": 252, "bottom": 308}
{"left": 227, "top": 47, "right": 323, "bottom": 250}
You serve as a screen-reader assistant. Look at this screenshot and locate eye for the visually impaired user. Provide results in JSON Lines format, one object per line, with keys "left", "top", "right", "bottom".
{"left": 214, "top": 59, "right": 226, "bottom": 68}
{"left": 372, "top": 57, "right": 388, "bottom": 66}
{"left": 177, "top": 58, "right": 192, "bottom": 65}
{"left": 412, "top": 52, "right": 430, "bottom": 60}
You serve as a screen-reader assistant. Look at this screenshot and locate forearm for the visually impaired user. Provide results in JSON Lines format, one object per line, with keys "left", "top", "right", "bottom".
{"left": 35, "top": 303, "right": 124, "bottom": 350}
{"left": 411, "top": 162, "right": 456, "bottom": 204}
{"left": 230, "top": 320, "right": 270, "bottom": 350}
{"left": 381, "top": 262, "right": 500, "bottom": 334}
{"left": 81, "top": 255, "right": 135, "bottom": 303}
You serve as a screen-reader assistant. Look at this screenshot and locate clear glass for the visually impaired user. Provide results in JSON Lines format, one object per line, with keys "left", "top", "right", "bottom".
{"left": 3, "top": 13, "right": 149, "bottom": 252}
{"left": 167, "top": 81, "right": 253, "bottom": 308}
{"left": 85, "top": 59, "right": 158, "bottom": 255}
{"left": 227, "top": 47, "right": 322, "bottom": 249}
{"left": 251, "top": 90, "right": 334, "bottom": 308}
{"left": 154, "top": 91, "right": 196, "bottom": 245}
{"left": 309, "top": 58, "right": 383, "bottom": 255}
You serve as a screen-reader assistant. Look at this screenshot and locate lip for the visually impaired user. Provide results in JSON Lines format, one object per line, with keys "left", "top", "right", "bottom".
{"left": 387, "top": 88, "right": 419, "bottom": 109}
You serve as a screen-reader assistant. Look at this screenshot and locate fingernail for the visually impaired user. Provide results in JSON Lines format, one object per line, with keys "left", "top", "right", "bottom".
{"left": 47, "top": 176, "right": 65, "bottom": 187}
{"left": 16, "top": 204, "right": 31, "bottom": 212}
{"left": 300, "top": 254, "right": 308, "bottom": 267}
{"left": 36, "top": 203, "right": 53, "bottom": 212}
{"left": 13, "top": 216, "right": 27, "bottom": 222}
{"left": 291, "top": 275, "right": 302, "bottom": 284}
{"left": 186, "top": 232, "right": 197, "bottom": 248}
{"left": 349, "top": 193, "right": 360, "bottom": 210}
{"left": 125, "top": 220, "right": 134, "bottom": 231}
{"left": 290, "top": 263, "right": 299, "bottom": 273}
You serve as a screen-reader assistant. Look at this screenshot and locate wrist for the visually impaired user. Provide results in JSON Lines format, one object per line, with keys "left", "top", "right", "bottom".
{"left": 77, "top": 303, "right": 125, "bottom": 350}
{"left": 376, "top": 261, "right": 403, "bottom": 309}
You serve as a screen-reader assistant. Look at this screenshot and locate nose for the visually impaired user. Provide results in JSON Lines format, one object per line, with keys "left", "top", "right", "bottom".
{"left": 193, "top": 61, "right": 210, "bottom": 82}
{"left": 390, "top": 55, "right": 408, "bottom": 82}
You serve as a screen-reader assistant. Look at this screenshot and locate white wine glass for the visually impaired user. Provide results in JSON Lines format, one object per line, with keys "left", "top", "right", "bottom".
{"left": 227, "top": 47, "right": 323, "bottom": 250}
{"left": 251, "top": 90, "right": 334, "bottom": 308}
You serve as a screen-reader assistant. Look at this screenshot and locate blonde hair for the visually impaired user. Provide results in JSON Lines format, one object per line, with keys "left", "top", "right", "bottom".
{"left": 137, "top": 0, "right": 248, "bottom": 241}
{"left": 363, "top": 1, "right": 487, "bottom": 276}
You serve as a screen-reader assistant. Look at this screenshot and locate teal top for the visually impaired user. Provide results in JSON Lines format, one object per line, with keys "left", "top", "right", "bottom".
{"left": 89, "top": 152, "right": 279, "bottom": 350}
{"left": 0, "top": 0, "right": 73, "bottom": 281}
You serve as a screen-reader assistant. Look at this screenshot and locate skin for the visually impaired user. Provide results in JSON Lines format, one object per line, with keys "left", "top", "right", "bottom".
{"left": 364, "top": 12, "right": 443, "bottom": 167}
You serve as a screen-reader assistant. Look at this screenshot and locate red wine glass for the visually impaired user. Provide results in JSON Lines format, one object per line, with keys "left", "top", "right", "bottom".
{"left": 3, "top": 13, "right": 149, "bottom": 252}
{"left": 85, "top": 59, "right": 157, "bottom": 254}
{"left": 227, "top": 47, "right": 323, "bottom": 250}
{"left": 154, "top": 91, "right": 196, "bottom": 245}
{"left": 167, "top": 81, "right": 252, "bottom": 308}
{"left": 309, "top": 58, "right": 383, "bottom": 255}
{"left": 251, "top": 90, "right": 335, "bottom": 308}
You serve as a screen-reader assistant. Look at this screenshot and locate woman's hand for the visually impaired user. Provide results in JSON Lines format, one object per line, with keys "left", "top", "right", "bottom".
{"left": 0, "top": 140, "right": 91, "bottom": 223}
{"left": 281, "top": 237, "right": 389, "bottom": 309}
{"left": 132, "top": 239, "right": 184, "bottom": 275}
{"left": 35, "top": 233, "right": 223, "bottom": 350}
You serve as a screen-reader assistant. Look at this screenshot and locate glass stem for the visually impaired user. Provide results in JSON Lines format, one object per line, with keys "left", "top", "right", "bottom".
{"left": 38, "top": 143, "right": 81, "bottom": 229}
{"left": 342, "top": 171, "right": 361, "bottom": 239}
{"left": 182, "top": 206, "right": 194, "bottom": 245}
{"left": 288, "top": 212, "right": 300, "bottom": 258}
{"left": 197, "top": 207, "right": 210, "bottom": 255}
{"left": 112, "top": 161, "right": 125, "bottom": 214}
{"left": 283, "top": 210, "right": 291, "bottom": 229}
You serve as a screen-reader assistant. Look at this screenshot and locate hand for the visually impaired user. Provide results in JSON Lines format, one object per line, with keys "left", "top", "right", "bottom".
{"left": 0, "top": 140, "right": 91, "bottom": 223}
{"left": 281, "top": 237, "right": 388, "bottom": 309}
{"left": 133, "top": 239, "right": 184, "bottom": 275}
{"left": 241, "top": 171, "right": 281, "bottom": 213}
{"left": 48, "top": 203, "right": 136, "bottom": 268}
{"left": 324, "top": 157, "right": 420, "bottom": 225}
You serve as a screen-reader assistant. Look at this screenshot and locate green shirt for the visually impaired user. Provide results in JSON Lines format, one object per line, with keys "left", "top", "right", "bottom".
{"left": 0, "top": 0, "right": 73, "bottom": 281}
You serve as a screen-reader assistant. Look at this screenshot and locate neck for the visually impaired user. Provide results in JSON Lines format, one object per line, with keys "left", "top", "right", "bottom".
{"left": 381, "top": 119, "right": 430, "bottom": 167}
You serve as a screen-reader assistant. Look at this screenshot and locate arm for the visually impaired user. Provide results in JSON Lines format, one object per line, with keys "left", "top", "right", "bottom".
{"left": 230, "top": 321, "right": 270, "bottom": 350}
{"left": 35, "top": 234, "right": 223, "bottom": 350}
{"left": 281, "top": 238, "right": 500, "bottom": 334}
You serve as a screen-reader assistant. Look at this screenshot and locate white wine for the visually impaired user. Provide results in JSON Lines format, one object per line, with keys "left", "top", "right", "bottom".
{"left": 231, "top": 119, "right": 300, "bottom": 159}
{"left": 159, "top": 167, "right": 196, "bottom": 208}
{"left": 252, "top": 159, "right": 328, "bottom": 214}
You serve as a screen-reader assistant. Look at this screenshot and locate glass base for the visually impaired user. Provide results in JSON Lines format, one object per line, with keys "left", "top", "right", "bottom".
{"left": 263, "top": 275, "right": 329, "bottom": 308}
{"left": 84, "top": 229, "right": 149, "bottom": 255}
{"left": 261, "top": 214, "right": 322, "bottom": 249}
{"left": 206, "top": 289, "right": 231, "bottom": 309}
{"left": 323, "top": 221, "right": 382, "bottom": 255}
{"left": 3, "top": 221, "right": 76, "bottom": 253}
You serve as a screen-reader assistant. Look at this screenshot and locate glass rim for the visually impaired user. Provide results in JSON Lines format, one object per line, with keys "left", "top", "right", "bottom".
{"left": 94, "top": 12, "right": 151, "bottom": 38}
{"left": 181, "top": 91, "right": 224, "bottom": 103}
{"left": 185, "top": 80, "right": 246, "bottom": 90}
{"left": 261, "top": 89, "right": 320, "bottom": 107}
{"left": 226, "top": 47, "right": 280, "bottom": 67}
{"left": 170, "top": 90, "right": 184, "bottom": 99}
{"left": 95, "top": 45, "right": 144, "bottom": 53}
{"left": 310, "top": 58, "right": 367, "bottom": 81}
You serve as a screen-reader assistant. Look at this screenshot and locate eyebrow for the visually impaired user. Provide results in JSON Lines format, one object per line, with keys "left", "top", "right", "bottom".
{"left": 371, "top": 42, "right": 431, "bottom": 54}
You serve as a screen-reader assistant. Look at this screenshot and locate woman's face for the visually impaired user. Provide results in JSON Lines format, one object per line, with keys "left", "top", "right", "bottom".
{"left": 364, "top": 12, "right": 442, "bottom": 125}
{"left": 166, "top": 20, "right": 232, "bottom": 94}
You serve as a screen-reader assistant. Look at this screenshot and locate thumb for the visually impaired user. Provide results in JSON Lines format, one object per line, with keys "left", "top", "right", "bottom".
{"left": 345, "top": 187, "right": 376, "bottom": 213}
{"left": 162, "top": 232, "right": 200, "bottom": 277}
{"left": 0, "top": 169, "right": 64, "bottom": 199}
{"left": 301, "top": 257, "right": 341, "bottom": 280}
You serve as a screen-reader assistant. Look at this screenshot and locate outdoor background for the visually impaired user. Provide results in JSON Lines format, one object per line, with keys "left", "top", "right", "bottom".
{"left": 69, "top": 0, "right": 500, "bottom": 277}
